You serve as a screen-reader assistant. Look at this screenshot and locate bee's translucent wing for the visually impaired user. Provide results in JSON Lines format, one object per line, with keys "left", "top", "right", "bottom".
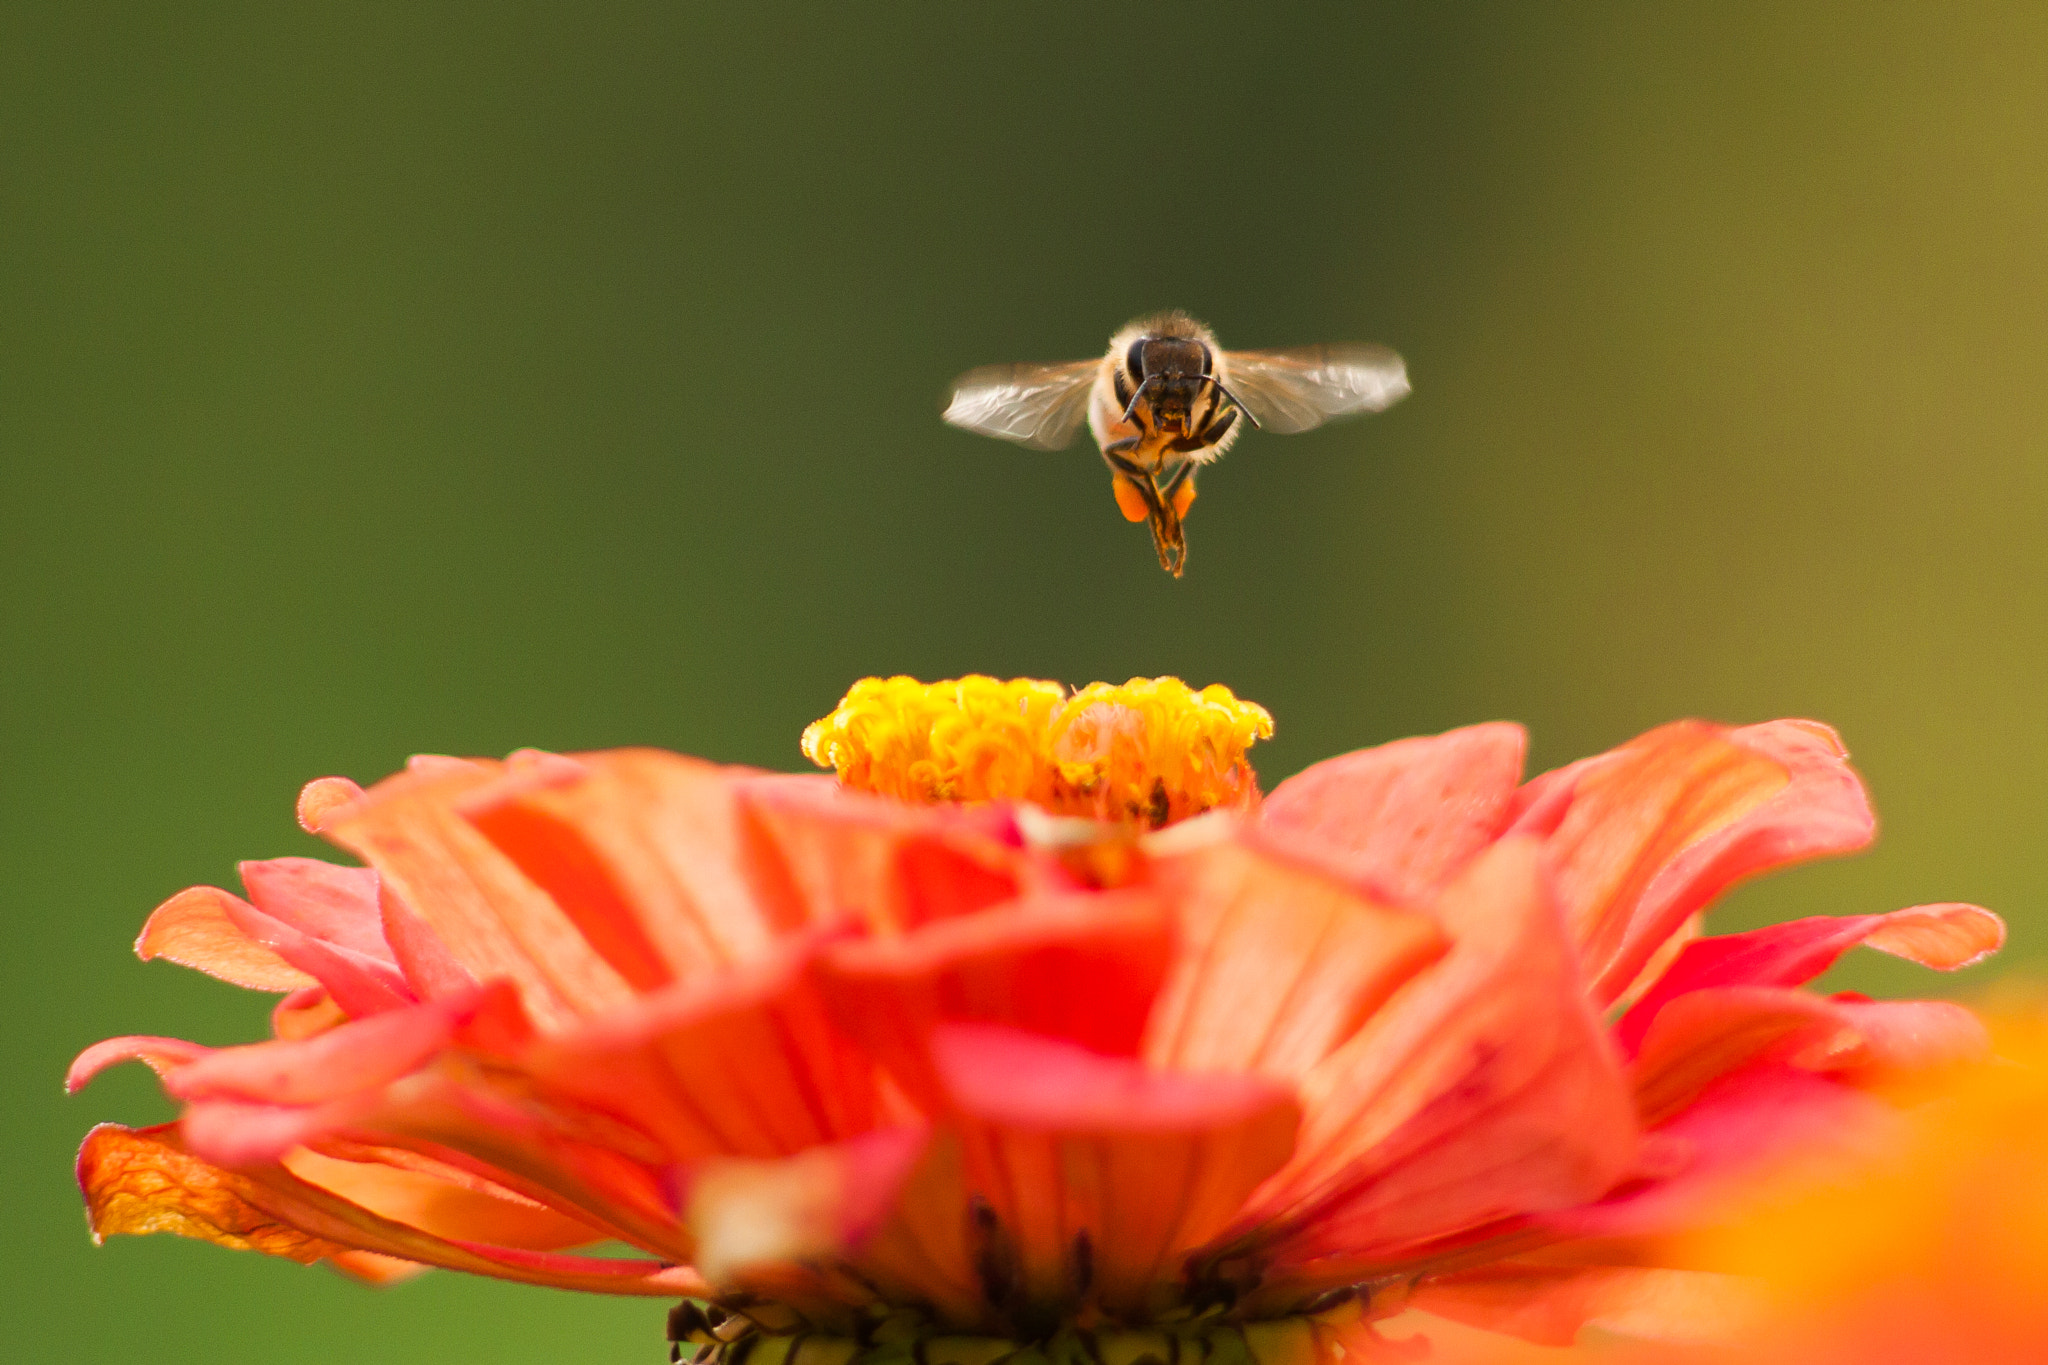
{"left": 1222, "top": 344, "right": 1410, "bottom": 435}
{"left": 942, "top": 359, "right": 1100, "bottom": 450}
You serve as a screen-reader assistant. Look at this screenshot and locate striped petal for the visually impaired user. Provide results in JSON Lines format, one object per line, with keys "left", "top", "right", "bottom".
{"left": 1617, "top": 902, "right": 2005, "bottom": 1054}
{"left": 1513, "top": 720, "right": 1875, "bottom": 1005}
{"left": 78, "top": 1122, "right": 702, "bottom": 1295}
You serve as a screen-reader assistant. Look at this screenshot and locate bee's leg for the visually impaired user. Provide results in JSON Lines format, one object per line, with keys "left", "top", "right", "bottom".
{"left": 1103, "top": 449, "right": 1183, "bottom": 575}
{"left": 1135, "top": 460, "right": 1187, "bottom": 577}
{"left": 1103, "top": 448, "right": 1163, "bottom": 523}
{"left": 1148, "top": 502, "right": 1187, "bottom": 577}
{"left": 1109, "top": 471, "right": 1151, "bottom": 523}
{"left": 1104, "top": 434, "right": 1142, "bottom": 457}
{"left": 1167, "top": 407, "right": 1236, "bottom": 456}
{"left": 1159, "top": 460, "right": 1198, "bottom": 520}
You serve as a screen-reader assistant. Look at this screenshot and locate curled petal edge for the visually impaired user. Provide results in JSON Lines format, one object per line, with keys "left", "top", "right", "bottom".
{"left": 77, "top": 1123, "right": 706, "bottom": 1297}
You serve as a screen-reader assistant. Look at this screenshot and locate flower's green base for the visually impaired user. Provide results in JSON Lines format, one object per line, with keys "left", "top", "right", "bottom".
{"left": 670, "top": 1297, "right": 1387, "bottom": 1365}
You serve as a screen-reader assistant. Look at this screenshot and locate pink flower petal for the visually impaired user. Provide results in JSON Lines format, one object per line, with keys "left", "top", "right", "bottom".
{"left": 737, "top": 776, "right": 1026, "bottom": 936}
{"left": 461, "top": 750, "right": 793, "bottom": 991}
{"left": 1546, "top": 1063, "right": 1900, "bottom": 1243}
{"left": 516, "top": 941, "right": 881, "bottom": 1164}
{"left": 139, "top": 883, "right": 415, "bottom": 1017}
{"left": 1142, "top": 836, "right": 1447, "bottom": 1082}
{"left": 320, "top": 758, "right": 635, "bottom": 1027}
{"left": 1253, "top": 838, "right": 1638, "bottom": 1276}
{"left": 1263, "top": 723, "right": 1527, "bottom": 904}
{"left": 817, "top": 889, "right": 1174, "bottom": 1112}
{"left": 378, "top": 884, "right": 481, "bottom": 1001}
{"left": 166, "top": 999, "right": 465, "bottom": 1107}
{"left": 238, "top": 857, "right": 396, "bottom": 963}
{"left": 1617, "top": 902, "right": 2005, "bottom": 1055}
{"left": 1515, "top": 719, "right": 1876, "bottom": 1006}
{"left": 67, "top": 1036, "right": 214, "bottom": 1092}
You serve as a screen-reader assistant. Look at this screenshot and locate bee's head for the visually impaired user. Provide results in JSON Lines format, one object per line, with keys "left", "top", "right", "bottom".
{"left": 1126, "top": 336, "right": 1213, "bottom": 433}
{"left": 1126, "top": 335, "right": 1211, "bottom": 382}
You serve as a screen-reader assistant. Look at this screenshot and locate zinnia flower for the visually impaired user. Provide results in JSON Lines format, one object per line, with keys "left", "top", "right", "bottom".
{"left": 70, "top": 676, "right": 2003, "bottom": 1360}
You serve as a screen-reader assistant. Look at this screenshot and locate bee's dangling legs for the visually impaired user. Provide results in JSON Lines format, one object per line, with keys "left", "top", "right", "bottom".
{"left": 1141, "top": 461, "right": 1191, "bottom": 576}
{"left": 1146, "top": 502, "right": 1187, "bottom": 577}
{"left": 1105, "top": 448, "right": 1186, "bottom": 577}
{"left": 1158, "top": 460, "right": 1198, "bottom": 520}
{"left": 1105, "top": 449, "right": 1164, "bottom": 523}
{"left": 1110, "top": 472, "right": 1152, "bottom": 524}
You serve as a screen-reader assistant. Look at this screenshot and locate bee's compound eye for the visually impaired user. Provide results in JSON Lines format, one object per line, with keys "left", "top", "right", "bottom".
{"left": 1126, "top": 338, "right": 1149, "bottom": 380}
{"left": 1198, "top": 342, "right": 1213, "bottom": 376}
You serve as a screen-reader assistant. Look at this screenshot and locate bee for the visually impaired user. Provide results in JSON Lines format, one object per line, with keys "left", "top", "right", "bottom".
{"left": 942, "top": 311, "right": 1409, "bottom": 576}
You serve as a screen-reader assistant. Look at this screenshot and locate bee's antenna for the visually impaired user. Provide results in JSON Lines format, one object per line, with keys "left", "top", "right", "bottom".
{"left": 1119, "top": 374, "right": 1162, "bottom": 426}
{"left": 1203, "top": 376, "right": 1260, "bottom": 429}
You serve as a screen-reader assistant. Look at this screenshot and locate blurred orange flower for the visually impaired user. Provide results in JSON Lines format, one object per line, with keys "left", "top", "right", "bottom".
{"left": 1671, "top": 1009, "right": 2048, "bottom": 1365}
{"left": 1410, "top": 1012, "right": 2048, "bottom": 1365}
{"left": 70, "top": 679, "right": 2003, "bottom": 1361}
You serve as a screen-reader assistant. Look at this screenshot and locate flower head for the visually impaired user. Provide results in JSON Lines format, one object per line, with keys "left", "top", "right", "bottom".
{"left": 71, "top": 679, "right": 2002, "bottom": 1360}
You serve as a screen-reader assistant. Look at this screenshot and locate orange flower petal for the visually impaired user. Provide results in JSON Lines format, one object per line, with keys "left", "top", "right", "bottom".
{"left": 319, "top": 756, "right": 634, "bottom": 1027}
{"left": 272, "top": 987, "right": 348, "bottom": 1040}
{"left": 1141, "top": 836, "right": 1447, "bottom": 1082}
{"left": 1517, "top": 719, "right": 1875, "bottom": 1006}
{"left": 314, "top": 1066, "right": 688, "bottom": 1257}
{"left": 931, "top": 1023, "right": 1300, "bottom": 1318}
{"left": 328, "top": 1249, "right": 430, "bottom": 1284}
{"left": 78, "top": 1122, "right": 704, "bottom": 1295}
{"left": 283, "top": 1146, "right": 610, "bottom": 1252}
{"left": 816, "top": 888, "right": 1174, "bottom": 1111}
{"left": 1254, "top": 838, "right": 1637, "bottom": 1275}
{"left": 296, "top": 776, "right": 364, "bottom": 832}
{"left": 1408, "top": 1261, "right": 1764, "bottom": 1348}
{"left": 1633, "top": 987, "right": 1992, "bottom": 1125}
{"left": 1863, "top": 902, "right": 2006, "bottom": 969}
{"left": 461, "top": 749, "right": 799, "bottom": 991}
{"left": 135, "top": 885, "right": 317, "bottom": 993}
{"left": 1262, "top": 722, "right": 1528, "bottom": 904}
{"left": 684, "top": 1127, "right": 932, "bottom": 1306}
{"left": 738, "top": 776, "right": 1026, "bottom": 936}
{"left": 1631, "top": 988, "right": 1847, "bottom": 1125}
{"left": 1546, "top": 1065, "right": 1897, "bottom": 1244}
{"left": 1617, "top": 903, "right": 2005, "bottom": 1055}
{"left": 517, "top": 940, "right": 881, "bottom": 1162}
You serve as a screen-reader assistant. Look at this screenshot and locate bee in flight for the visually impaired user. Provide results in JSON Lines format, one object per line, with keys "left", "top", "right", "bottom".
{"left": 942, "top": 311, "right": 1409, "bottom": 576}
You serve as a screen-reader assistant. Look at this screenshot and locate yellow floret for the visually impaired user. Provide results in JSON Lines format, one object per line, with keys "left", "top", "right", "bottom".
{"left": 800, "top": 675, "right": 1273, "bottom": 827}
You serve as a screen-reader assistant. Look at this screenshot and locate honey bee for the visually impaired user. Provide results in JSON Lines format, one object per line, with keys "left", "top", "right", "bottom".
{"left": 942, "top": 311, "right": 1409, "bottom": 576}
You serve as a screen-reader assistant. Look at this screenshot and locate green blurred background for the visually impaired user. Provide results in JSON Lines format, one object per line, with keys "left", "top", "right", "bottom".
{"left": 5, "top": 3, "right": 2044, "bottom": 1361}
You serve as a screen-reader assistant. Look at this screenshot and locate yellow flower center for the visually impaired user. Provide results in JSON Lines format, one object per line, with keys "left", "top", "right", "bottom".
{"left": 801, "top": 676, "right": 1273, "bottom": 828}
